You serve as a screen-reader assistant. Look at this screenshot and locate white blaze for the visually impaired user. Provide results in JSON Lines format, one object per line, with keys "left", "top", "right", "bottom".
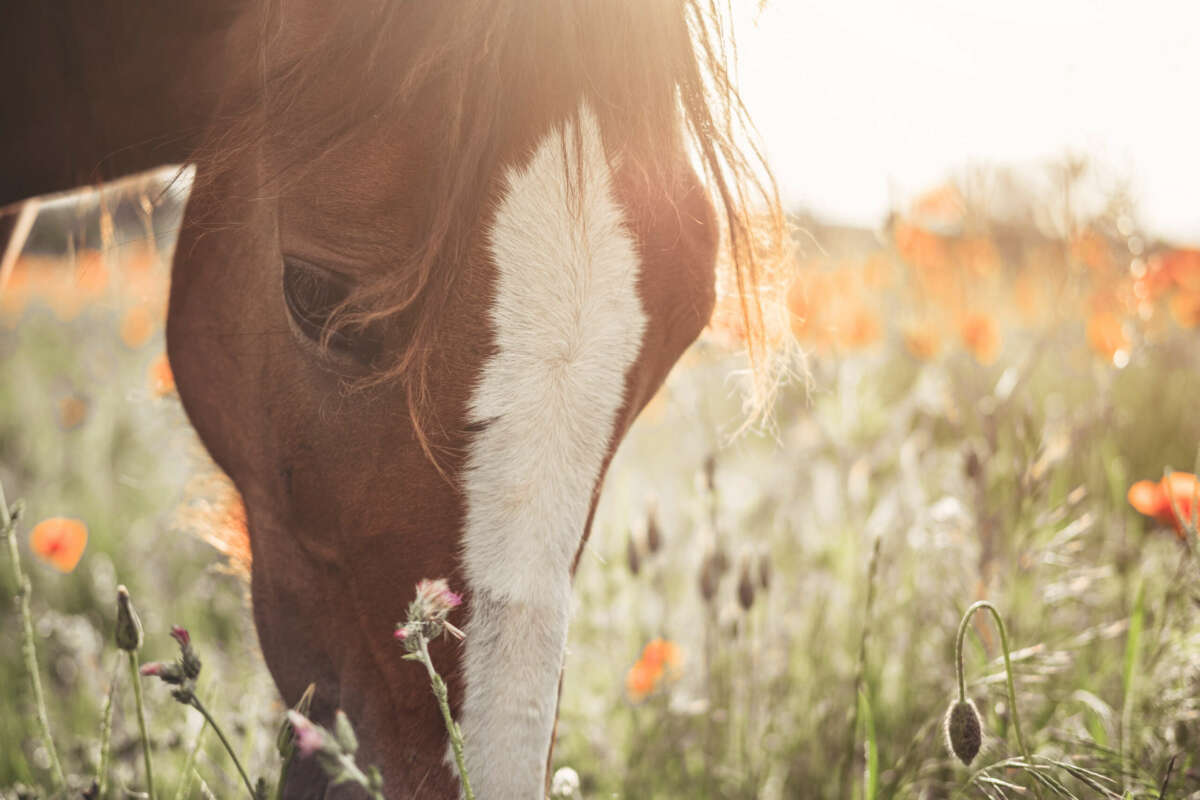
{"left": 455, "top": 106, "right": 646, "bottom": 797}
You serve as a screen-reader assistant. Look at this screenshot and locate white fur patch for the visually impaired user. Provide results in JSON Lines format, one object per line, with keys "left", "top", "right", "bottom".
{"left": 454, "top": 107, "right": 646, "bottom": 797}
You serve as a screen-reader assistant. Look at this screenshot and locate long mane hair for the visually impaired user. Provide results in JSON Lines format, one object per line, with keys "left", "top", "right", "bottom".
{"left": 208, "top": 0, "right": 786, "bottom": 460}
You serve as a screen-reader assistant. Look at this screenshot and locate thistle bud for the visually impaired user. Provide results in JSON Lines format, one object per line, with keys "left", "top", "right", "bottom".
{"left": 140, "top": 660, "right": 186, "bottom": 685}
{"left": 172, "top": 625, "right": 202, "bottom": 680}
{"left": 333, "top": 710, "right": 358, "bottom": 755}
{"left": 626, "top": 531, "right": 641, "bottom": 575}
{"left": 737, "top": 561, "right": 756, "bottom": 611}
{"left": 943, "top": 699, "right": 982, "bottom": 766}
{"left": 277, "top": 683, "right": 316, "bottom": 759}
{"left": 645, "top": 508, "right": 662, "bottom": 554}
{"left": 115, "top": 585, "right": 143, "bottom": 652}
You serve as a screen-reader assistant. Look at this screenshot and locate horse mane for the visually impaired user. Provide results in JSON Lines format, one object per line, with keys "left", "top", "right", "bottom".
{"left": 202, "top": 0, "right": 786, "bottom": 466}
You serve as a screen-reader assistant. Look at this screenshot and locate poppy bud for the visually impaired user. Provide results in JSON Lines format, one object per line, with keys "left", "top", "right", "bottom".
{"left": 737, "top": 561, "right": 756, "bottom": 611}
{"left": 645, "top": 509, "right": 662, "bottom": 554}
{"left": 943, "top": 699, "right": 982, "bottom": 766}
{"left": 698, "top": 552, "right": 720, "bottom": 603}
{"left": 964, "top": 446, "right": 981, "bottom": 480}
{"left": 758, "top": 552, "right": 772, "bottom": 591}
{"left": 626, "top": 531, "right": 641, "bottom": 575}
{"left": 115, "top": 585, "right": 143, "bottom": 652}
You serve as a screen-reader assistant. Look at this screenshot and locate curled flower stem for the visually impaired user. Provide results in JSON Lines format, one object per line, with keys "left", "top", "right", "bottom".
{"left": 127, "top": 650, "right": 158, "bottom": 800}
{"left": 0, "top": 480, "right": 66, "bottom": 792}
{"left": 954, "top": 601, "right": 1042, "bottom": 800}
{"left": 416, "top": 635, "right": 474, "bottom": 800}
{"left": 186, "top": 694, "right": 258, "bottom": 800}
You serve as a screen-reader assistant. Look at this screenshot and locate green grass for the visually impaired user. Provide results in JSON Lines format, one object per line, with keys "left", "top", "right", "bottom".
{"left": 3, "top": 232, "right": 1200, "bottom": 799}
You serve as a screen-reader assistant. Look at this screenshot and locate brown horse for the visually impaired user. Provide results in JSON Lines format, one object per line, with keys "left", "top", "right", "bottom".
{"left": 1, "top": 2, "right": 781, "bottom": 796}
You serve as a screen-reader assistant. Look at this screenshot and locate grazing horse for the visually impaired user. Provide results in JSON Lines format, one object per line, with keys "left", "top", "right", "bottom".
{"left": 1, "top": 1, "right": 781, "bottom": 796}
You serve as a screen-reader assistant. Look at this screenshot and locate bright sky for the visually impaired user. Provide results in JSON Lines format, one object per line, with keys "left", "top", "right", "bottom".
{"left": 737, "top": 0, "right": 1199, "bottom": 242}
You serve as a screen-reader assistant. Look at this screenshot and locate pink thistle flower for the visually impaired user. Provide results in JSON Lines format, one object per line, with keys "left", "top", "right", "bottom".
{"left": 170, "top": 625, "right": 190, "bottom": 647}
{"left": 139, "top": 662, "right": 165, "bottom": 676}
{"left": 415, "top": 578, "right": 463, "bottom": 616}
{"left": 394, "top": 626, "right": 409, "bottom": 641}
{"left": 286, "top": 710, "right": 326, "bottom": 758}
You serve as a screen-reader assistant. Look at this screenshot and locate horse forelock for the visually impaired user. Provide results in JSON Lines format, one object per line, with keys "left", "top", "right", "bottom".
{"left": 198, "top": 0, "right": 784, "bottom": 452}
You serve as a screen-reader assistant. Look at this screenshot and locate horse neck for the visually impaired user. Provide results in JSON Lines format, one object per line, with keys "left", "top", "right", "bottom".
{"left": 0, "top": 1, "right": 252, "bottom": 207}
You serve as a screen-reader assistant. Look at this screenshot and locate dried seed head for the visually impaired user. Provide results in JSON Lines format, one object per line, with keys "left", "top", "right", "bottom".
{"left": 737, "top": 561, "right": 756, "bottom": 611}
{"left": 115, "top": 585, "right": 143, "bottom": 652}
{"left": 964, "top": 445, "right": 981, "bottom": 480}
{"left": 626, "top": 531, "right": 641, "bottom": 575}
{"left": 645, "top": 508, "right": 662, "bottom": 554}
{"left": 757, "top": 552, "right": 772, "bottom": 591}
{"left": 943, "top": 699, "right": 982, "bottom": 766}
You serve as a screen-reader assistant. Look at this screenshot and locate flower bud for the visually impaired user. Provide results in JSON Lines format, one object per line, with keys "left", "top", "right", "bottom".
{"left": 333, "top": 710, "right": 358, "bottom": 755}
{"left": 115, "top": 585, "right": 143, "bottom": 652}
{"left": 626, "top": 531, "right": 641, "bottom": 575}
{"left": 140, "top": 660, "right": 186, "bottom": 685}
{"left": 698, "top": 551, "right": 720, "bottom": 603}
{"left": 737, "top": 561, "right": 756, "bottom": 611}
{"left": 277, "top": 683, "right": 316, "bottom": 759}
{"left": 944, "top": 699, "right": 982, "bottom": 766}
{"left": 645, "top": 509, "right": 662, "bottom": 554}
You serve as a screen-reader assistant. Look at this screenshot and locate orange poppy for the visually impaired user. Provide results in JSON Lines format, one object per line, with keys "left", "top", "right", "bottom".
{"left": 1085, "top": 311, "right": 1129, "bottom": 363}
{"left": 1169, "top": 292, "right": 1200, "bottom": 328}
{"left": 903, "top": 320, "right": 941, "bottom": 361}
{"left": 959, "top": 312, "right": 1000, "bottom": 365}
{"left": 836, "top": 303, "right": 882, "bottom": 350}
{"left": 1161, "top": 248, "right": 1200, "bottom": 292}
{"left": 120, "top": 304, "right": 155, "bottom": 348}
{"left": 30, "top": 518, "right": 88, "bottom": 572}
{"left": 148, "top": 352, "right": 176, "bottom": 397}
{"left": 57, "top": 393, "right": 89, "bottom": 430}
{"left": 625, "top": 638, "right": 683, "bottom": 702}
{"left": 1128, "top": 472, "right": 1199, "bottom": 537}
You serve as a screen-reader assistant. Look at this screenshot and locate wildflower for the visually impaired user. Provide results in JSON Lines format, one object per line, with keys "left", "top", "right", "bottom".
{"left": 115, "top": 585, "right": 143, "bottom": 652}
{"left": 395, "top": 578, "right": 465, "bottom": 649}
{"left": 1161, "top": 247, "right": 1200, "bottom": 292}
{"left": 1086, "top": 311, "right": 1129, "bottom": 364}
{"left": 943, "top": 699, "right": 983, "bottom": 766}
{"left": 1128, "top": 472, "right": 1199, "bottom": 537}
{"left": 626, "top": 638, "right": 684, "bottom": 702}
{"left": 138, "top": 661, "right": 185, "bottom": 685}
{"left": 959, "top": 312, "right": 1000, "bottom": 365}
{"left": 286, "top": 710, "right": 329, "bottom": 759}
{"left": 30, "top": 517, "right": 88, "bottom": 573}
{"left": 1169, "top": 291, "right": 1200, "bottom": 328}
{"left": 276, "top": 683, "right": 316, "bottom": 760}
{"left": 120, "top": 303, "right": 155, "bottom": 349}
{"left": 903, "top": 320, "right": 941, "bottom": 361}
{"left": 57, "top": 393, "right": 89, "bottom": 430}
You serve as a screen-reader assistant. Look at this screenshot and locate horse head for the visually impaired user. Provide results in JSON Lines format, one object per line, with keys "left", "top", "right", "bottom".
{"left": 163, "top": 2, "right": 774, "bottom": 796}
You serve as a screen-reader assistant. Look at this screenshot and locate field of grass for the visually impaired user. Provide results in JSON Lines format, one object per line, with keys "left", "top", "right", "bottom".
{"left": 2, "top": 167, "right": 1199, "bottom": 798}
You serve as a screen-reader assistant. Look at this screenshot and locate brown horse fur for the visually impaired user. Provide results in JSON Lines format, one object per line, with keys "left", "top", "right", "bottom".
{"left": 2, "top": 2, "right": 784, "bottom": 797}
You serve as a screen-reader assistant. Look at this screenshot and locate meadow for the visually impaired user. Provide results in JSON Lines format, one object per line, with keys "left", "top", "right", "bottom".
{"left": 2, "top": 162, "right": 1199, "bottom": 798}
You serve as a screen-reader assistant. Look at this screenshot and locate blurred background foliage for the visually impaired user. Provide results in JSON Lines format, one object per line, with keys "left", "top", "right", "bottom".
{"left": 2, "top": 157, "right": 1200, "bottom": 798}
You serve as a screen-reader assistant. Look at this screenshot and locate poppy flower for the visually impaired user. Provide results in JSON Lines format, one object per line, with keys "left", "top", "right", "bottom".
{"left": 625, "top": 638, "right": 683, "bottom": 702}
{"left": 903, "top": 320, "right": 941, "bottom": 361}
{"left": 1169, "top": 292, "right": 1200, "bottom": 329}
{"left": 30, "top": 517, "right": 88, "bottom": 572}
{"left": 1128, "top": 472, "right": 1199, "bottom": 537}
{"left": 148, "top": 352, "right": 175, "bottom": 397}
{"left": 120, "top": 303, "right": 155, "bottom": 349}
{"left": 1085, "top": 311, "right": 1129, "bottom": 364}
{"left": 959, "top": 312, "right": 1001, "bottom": 365}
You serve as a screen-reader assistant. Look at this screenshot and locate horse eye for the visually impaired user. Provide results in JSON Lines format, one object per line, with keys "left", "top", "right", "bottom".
{"left": 282, "top": 258, "right": 382, "bottom": 364}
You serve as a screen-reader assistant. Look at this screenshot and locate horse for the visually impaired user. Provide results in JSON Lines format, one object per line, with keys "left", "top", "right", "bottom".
{"left": 1, "top": 2, "right": 783, "bottom": 796}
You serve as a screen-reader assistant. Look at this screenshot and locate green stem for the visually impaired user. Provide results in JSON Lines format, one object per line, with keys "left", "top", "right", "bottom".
{"left": 417, "top": 635, "right": 474, "bottom": 800}
{"left": 954, "top": 601, "right": 1042, "bottom": 800}
{"left": 272, "top": 752, "right": 292, "bottom": 800}
{"left": 97, "top": 657, "right": 120, "bottom": 797}
{"left": 187, "top": 695, "right": 258, "bottom": 800}
{"left": 0, "top": 480, "right": 66, "bottom": 792}
{"left": 172, "top": 714, "right": 209, "bottom": 800}
{"left": 127, "top": 652, "right": 158, "bottom": 800}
